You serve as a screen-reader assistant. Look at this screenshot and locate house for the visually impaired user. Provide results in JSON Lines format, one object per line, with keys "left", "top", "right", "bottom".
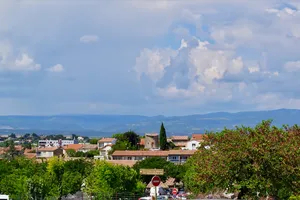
{"left": 167, "top": 150, "right": 196, "bottom": 164}
{"left": 184, "top": 140, "right": 200, "bottom": 150}
{"left": 36, "top": 147, "right": 64, "bottom": 158}
{"left": 38, "top": 139, "right": 78, "bottom": 147}
{"left": 77, "top": 144, "right": 97, "bottom": 153}
{"left": 144, "top": 133, "right": 159, "bottom": 149}
{"left": 97, "top": 144, "right": 113, "bottom": 160}
{"left": 112, "top": 150, "right": 169, "bottom": 161}
{"left": 170, "top": 136, "right": 189, "bottom": 147}
{"left": 97, "top": 138, "right": 116, "bottom": 148}
{"left": 111, "top": 150, "right": 196, "bottom": 164}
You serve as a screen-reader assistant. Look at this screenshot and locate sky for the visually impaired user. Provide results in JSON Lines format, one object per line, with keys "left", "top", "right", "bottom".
{"left": 1, "top": 0, "right": 300, "bottom": 116}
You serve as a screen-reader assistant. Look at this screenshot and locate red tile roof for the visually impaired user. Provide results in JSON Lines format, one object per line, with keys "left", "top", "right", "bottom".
{"left": 107, "top": 160, "right": 137, "bottom": 167}
{"left": 112, "top": 150, "right": 169, "bottom": 157}
{"left": 191, "top": 134, "right": 207, "bottom": 141}
{"left": 171, "top": 136, "right": 189, "bottom": 141}
{"left": 173, "top": 142, "right": 187, "bottom": 147}
{"left": 112, "top": 150, "right": 196, "bottom": 157}
{"left": 168, "top": 150, "right": 196, "bottom": 155}
{"left": 98, "top": 138, "right": 116, "bottom": 143}
{"left": 64, "top": 144, "right": 83, "bottom": 151}
{"left": 37, "top": 147, "right": 59, "bottom": 152}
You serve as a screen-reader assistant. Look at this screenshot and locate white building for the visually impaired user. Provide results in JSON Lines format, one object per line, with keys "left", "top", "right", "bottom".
{"left": 97, "top": 138, "right": 116, "bottom": 148}
{"left": 36, "top": 147, "right": 63, "bottom": 158}
{"left": 38, "top": 139, "right": 78, "bottom": 147}
{"left": 95, "top": 138, "right": 116, "bottom": 160}
{"left": 184, "top": 140, "right": 200, "bottom": 150}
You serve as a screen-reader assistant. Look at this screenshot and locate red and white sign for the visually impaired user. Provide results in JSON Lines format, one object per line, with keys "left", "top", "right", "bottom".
{"left": 151, "top": 175, "right": 161, "bottom": 187}
{"left": 172, "top": 188, "right": 178, "bottom": 195}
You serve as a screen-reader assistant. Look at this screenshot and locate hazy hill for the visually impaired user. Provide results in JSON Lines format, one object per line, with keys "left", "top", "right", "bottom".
{"left": 0, "top": 109, "right": 299, "bottom": 136}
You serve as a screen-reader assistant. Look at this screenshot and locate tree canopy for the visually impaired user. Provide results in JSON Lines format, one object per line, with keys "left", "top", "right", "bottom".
{"left": 184, "top": 120, "right": 300, "bottom": 199}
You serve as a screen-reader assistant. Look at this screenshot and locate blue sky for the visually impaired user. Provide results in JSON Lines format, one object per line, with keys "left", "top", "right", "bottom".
{"left": 1, "top": 0, "right": 300, "bottom": 116}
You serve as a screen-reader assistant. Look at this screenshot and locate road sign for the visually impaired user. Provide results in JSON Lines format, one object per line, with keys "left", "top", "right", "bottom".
{"left": 151, "top": 175, "right": 161, "bottom": 187}
{"left": 140, "top": 168, "right": 164, "bottom": 175}
{"left": 172, "top": 188, "right": 178, "bottom": 195}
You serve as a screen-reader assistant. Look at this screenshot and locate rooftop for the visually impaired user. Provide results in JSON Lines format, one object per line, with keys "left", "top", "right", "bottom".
{"left": 112, "top": 150, "right": 169, "bottom": 157}
{"left": 112, "top": 150, "right": 196, "bottom": 156}
{"left": 64, "top": 144, "right": 83, "bottom": 151}
{"left": 171, "top": 136, "right": 189, "bottom": 141}
{"left": 191, "top": 134, "right": 207, "bottom": 141}
{"left": 107, "top": 160, "right": 137, "bottom": 167}
{"left": 145, "top": 133, "right": 158, "bottom": 137}
{"left": 37, "top": 147, "right": 59, "bottom": 152}
{"left": 98, "top": 137, "right": 116, "bottom": 143}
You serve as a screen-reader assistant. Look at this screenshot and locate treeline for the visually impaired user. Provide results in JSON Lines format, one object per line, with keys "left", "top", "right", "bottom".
{"left": 0, "top": 158, "right": 145, "bottom": 199}
{"left": 184, "top": 120, "right": 300, "bottom": 199}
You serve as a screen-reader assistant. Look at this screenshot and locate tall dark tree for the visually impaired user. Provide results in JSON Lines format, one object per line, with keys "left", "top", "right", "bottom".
{"left": 159, "top": 123, "right": 167, "bottom": 150}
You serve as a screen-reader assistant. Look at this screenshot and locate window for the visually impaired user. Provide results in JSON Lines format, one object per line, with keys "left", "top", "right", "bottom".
{"left": 127, "top": 157, "right": 132, "bottom": 160}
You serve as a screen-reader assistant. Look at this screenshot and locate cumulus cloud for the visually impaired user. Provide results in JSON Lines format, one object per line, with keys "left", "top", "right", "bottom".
{"left": 0, "top": 43, "right": 41, "bottom": 72}
{"left": 46, "top": 64, "right": 64, "bottom": 73}
{"left": 79, "top": 35, "right": 99, "bottom": 43}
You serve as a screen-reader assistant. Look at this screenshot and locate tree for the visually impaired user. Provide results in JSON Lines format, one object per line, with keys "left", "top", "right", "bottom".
{"left": 84, "top": 161, "right": 138, "bottom": 198}
{"left": 89, "top": 138, "right": 99, "bottom": 144}
{"left": 159, "top": 123, "right": 167, "bottom": 150}
{"left": 111, "top": 131, "right": 140, "bottom": 152}
{"left": 184, "top": 120, "right": 300, "bottom": 199}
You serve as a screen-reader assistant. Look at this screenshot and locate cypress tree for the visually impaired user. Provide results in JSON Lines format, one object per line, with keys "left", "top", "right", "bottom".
{"left": 159, "top": 122, "right": 167, "bottom": 150}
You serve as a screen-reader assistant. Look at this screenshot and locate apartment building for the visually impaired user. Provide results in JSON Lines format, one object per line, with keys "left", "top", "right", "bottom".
{"left": 111, "top": 150, "right": 196, "bottom": 164}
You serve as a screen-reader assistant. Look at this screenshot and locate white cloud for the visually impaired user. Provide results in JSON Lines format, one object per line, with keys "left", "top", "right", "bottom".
{"left": 79, "top": 35, "right": 99, "bottom": 43}
{"left": 46, "top": 64, "right": 64, "bottom": 73}
{"left": 134, "top": 37, "right": 248, "bottom": 99}
{"left": 248, "top": 66, "right": 260, "bottom": 73}
{"left": 284, "top": 61, "right": 300, "bottom": 72}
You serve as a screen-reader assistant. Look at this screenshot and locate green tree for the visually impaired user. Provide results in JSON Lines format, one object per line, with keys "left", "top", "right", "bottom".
{"left": 159, "top": 123, "right": 167, "bottom": 150}
{"left": 47, "top": 157, "right": 65, "bottom": 199}
{"left": 84, "top": 161, "right": 138, "bottom": 198}
{"left": 184, "top": 120, "right": 300, "bottom": 199}
{"left": 89, "top": 138, "right": 99, "bottom": 144}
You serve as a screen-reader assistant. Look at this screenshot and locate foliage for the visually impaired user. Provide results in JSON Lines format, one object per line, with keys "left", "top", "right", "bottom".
{"left": 111, "top": 131, "right": 141, "bottom": 152}
{"left": 89, "top": 138, "right": 99, "bottom": 144}
{"left": 159, "top": 123, "right": 167, "bottom": 150}
{"left": 0, "top": 157, "right": 93, "bottom": 199}
{"left": 184, "top": 120, "right": 300, "bottom": 199}
{"left": 84, "top": 161, "right": 138, "bottom": 197}
{"left": 66, "top": 149, "right": 99, "bottom": 158}
{"left": 133, "top": 157, "right": 184, "bottom": 184}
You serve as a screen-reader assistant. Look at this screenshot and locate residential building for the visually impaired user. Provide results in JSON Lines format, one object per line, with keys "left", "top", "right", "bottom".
{"left": 112, "top": 150, "right": 169, "bottom": 161}
{"left": 111, "top": 150, "right": 196, "bottom": 164}
{"left": 38, "top": 139, "right": 78, "bottom": 147}
{"left": 144, "top": 133, "right": 159, "bottom": 149}
{"left": 36, "top": 147, "right": 63, "bottom": 158}
{"left": 170, "top": 136, "right": 189, "bottom": 147}
{"left": 184, "top": 140, "right": 200, "bottom": 150}
{"left": 97, "top": 144, "right": 113, "bottom": 160}
{"left": 97, "top": 138, "right": 116, "bottom": 148}
{"left": 78, "top": 144, "right": 97, "bottom": 153}
{"left": 167, "top": 150, "right": 196, "bottom": 164}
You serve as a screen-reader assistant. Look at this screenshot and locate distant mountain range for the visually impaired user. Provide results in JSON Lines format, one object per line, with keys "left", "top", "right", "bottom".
{"left": 0, "top": 109, "right": 299, "bottom": 137}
